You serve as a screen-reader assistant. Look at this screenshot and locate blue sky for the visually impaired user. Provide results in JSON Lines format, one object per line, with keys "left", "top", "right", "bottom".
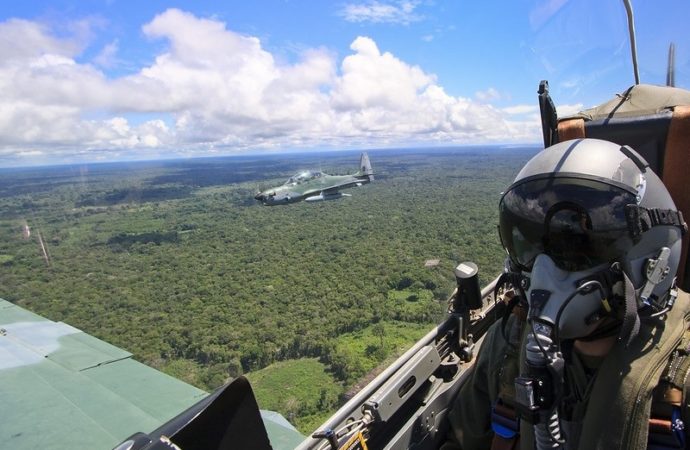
{"left": 0, "top": 0, "right": 687, "bottom": 166}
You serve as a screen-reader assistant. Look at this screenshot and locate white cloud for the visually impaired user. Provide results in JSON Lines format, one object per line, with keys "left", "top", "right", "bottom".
{"left": 502, "top": 105, "right": 538, "bottom": 115}
{"left": 93, "top": 40, "right": 120, "bottom": 68}
{"left": 556, "top": 103, "right": 584, "bottom": 116}
{"left": 0, "top": 19, "right": 83, "bottom": 60}
{"left": 340, "top": 1, "right": 422, "bottom": 25}
{"left": 331, "top": 36, "right": 434, "bottom": 111}
{"left": 0, "top": 9, "right": 540, "bottom": 164}
{"left": 475, "top": 88, "right": 501, "bottom": 102}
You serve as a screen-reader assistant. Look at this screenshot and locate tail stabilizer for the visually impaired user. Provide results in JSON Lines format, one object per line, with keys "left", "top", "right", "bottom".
{"left": 358, "top": 152, "right": 374, "bottom": 181}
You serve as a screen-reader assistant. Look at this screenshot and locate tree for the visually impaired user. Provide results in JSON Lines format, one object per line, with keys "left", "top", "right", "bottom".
{"left": 372, "top": 323, "right": 385, "bottom": 349}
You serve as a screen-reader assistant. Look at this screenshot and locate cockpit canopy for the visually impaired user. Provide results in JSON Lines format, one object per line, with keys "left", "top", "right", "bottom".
{"left": 285, "top": 170, "right": 322, "bottom": 186}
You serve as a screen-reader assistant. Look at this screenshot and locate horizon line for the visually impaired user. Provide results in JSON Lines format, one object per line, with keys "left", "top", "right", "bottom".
{"left": 0, "top": 143, "right": 542, "bottom": 170}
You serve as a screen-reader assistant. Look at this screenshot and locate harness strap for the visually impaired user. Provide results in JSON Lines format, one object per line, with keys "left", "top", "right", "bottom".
{"left": 648, "top": 324, "right": 690, "bottom": 450}
{"left": 491, "top": 400, "right": 520, "bottom": 450}
{"left": 620, "top": 273, "right": 641, "bottom": 347}
{"left": 493, "top": 271, "right": 528, "bottom": 346}
{"left": 491, "top": 289, "right": 525, "bottom": 450}
{"left": 647, "top": 386, "right": 685, "bottom": 450}
{"left": 491, "top": 435, "right": 520, "bottom": 450}
{"left": 501, "top": 294, "right": 523, "bottom": 344}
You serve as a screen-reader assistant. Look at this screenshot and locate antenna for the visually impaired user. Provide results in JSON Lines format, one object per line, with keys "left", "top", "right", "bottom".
{"left": 622, "top": 0, "right": 640, "bottom": 85}
{"left": 667, "top": 43, "right": 676, "bottom": 87}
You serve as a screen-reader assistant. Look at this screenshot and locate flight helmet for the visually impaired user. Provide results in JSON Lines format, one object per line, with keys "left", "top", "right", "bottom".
{"left": 498, "top": 139, "right": 686, "bottom": 338}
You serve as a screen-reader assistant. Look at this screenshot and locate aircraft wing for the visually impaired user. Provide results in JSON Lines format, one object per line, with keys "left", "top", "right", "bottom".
{"left": 0, "top": 298, "right": 304, "bottom": 450}
{"left": 304, "top": 178, "right": 366, "bottom": 197}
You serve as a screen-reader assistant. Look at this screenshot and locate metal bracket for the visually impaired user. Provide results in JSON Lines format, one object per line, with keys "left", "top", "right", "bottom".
{"left": 640, "top": 247, "right": 671, "bottom": 304}
{"left": 362, "top": 345, "right": 441, "bottom": 423}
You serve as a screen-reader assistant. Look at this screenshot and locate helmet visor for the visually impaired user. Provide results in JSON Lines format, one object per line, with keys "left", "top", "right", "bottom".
{"left": 499, "top": 176, "right": 637, "bottom": 271}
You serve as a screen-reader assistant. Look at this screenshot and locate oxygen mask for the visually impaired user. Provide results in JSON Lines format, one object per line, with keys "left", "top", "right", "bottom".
{"left": 526, "top": 254, "right": 613, "bottom": 341}
{"left": 507, "top": 254, "right": 609, "bottom": 449}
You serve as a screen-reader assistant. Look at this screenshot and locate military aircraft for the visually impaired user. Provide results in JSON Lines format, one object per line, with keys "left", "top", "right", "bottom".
{"left": 121, "top": 4, "right": 690, "bottom": 450}
{"left": 254, "top": 153, "right": 374, "bottom": 205}
{"left": 293, "top": 4, "right": 690, "bottom": 450}
{"left": 3, "top": 1, "right": 689, "bottom": 450}
{"left": 108, "top": 2, "right": 690, "bottom": 449}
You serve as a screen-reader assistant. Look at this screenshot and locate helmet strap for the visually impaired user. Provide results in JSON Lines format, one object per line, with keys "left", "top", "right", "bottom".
{"left": 625, "top": 205, "right": 688, "bottom": 240}
{"left": 619, "top": 272, "right": 641, "bottom": 347}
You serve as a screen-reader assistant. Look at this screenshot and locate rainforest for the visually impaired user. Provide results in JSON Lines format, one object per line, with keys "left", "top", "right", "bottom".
{"left": 0, "top": 146, "right": 537, "bottom": 432}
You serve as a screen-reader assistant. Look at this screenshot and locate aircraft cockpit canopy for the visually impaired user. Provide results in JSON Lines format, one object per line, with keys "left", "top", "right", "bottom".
{"left": 285, "top": 170, "right": 322, "bottom": 185}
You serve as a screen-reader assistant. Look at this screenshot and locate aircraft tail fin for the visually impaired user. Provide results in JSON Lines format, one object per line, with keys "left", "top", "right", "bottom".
{"left": 358, "top": 152, "right": 374, "bottom": 181}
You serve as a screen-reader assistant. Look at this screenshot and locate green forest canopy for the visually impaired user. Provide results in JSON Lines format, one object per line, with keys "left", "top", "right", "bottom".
{"left": 0, "top": 146, "right": 537, "bottom": 432}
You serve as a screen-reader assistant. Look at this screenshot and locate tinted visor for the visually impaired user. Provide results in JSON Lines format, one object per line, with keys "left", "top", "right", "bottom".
{"left": 499, "top": 176, "right": 637, "bottom": 271}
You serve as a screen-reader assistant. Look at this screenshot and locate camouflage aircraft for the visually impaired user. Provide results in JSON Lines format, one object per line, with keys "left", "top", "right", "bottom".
{"left": 254, "top": 153, "right": 374, "bottom": 205}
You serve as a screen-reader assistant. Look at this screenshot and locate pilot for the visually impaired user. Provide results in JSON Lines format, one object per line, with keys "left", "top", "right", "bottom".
{"left": 442, "top": 138, "right": 689, "bottom": 450}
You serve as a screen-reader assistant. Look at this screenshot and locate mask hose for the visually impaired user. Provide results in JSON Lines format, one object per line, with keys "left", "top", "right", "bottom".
{"left": 524, "top": 326, "right": 565, "bottom": 450}
{"left": 517, "top": 256, "right": 627, "bottom": 449}
{"left": 520, "top": 280, "right": 603, "bottom": 450}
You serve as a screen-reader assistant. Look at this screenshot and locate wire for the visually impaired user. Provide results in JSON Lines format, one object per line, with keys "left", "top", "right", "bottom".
{"left": 647, "top": 307, "right": 671, "bottom": 319}
{"left": 314, "top": 419, "right": 368, "bottom": 450}
{"left": 529, "top": 319, "right": 551, "bottom": 359}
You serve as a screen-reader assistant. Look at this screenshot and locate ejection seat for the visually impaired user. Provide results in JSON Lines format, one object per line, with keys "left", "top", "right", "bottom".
{"left": 538, "top": 81, "right": 690, "bottom": 291}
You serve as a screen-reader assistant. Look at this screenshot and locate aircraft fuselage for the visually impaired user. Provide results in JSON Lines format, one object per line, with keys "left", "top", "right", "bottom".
{"left": 254, "top": 153, "right": 374, "bottom": 206}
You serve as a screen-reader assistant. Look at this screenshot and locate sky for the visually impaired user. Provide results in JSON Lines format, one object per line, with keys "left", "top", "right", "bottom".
{"left": 0, "top": 0, "right": 687, "bottom": 166}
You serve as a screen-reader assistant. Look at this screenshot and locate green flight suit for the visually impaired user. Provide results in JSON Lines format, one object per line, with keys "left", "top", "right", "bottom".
{"left": 443, "top": 290, "right": 690, "bottom": 450}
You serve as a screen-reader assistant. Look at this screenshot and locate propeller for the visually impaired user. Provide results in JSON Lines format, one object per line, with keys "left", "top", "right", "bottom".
{"left": 254, "top": 183, "right": 268, "bottom": 202}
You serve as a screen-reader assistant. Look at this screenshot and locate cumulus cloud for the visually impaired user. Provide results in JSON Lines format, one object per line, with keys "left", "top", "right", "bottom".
{"left": 332, "top": 36, "right": 434, "bottom": 110}
{"left": 0, "top": 9, "right": 540, "bottom": 165}
{"left": 0, "top": 19, "right": 83, "bottom": 60}
{"left": 339, "top": 1, "right": 422, "bottom": 25}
